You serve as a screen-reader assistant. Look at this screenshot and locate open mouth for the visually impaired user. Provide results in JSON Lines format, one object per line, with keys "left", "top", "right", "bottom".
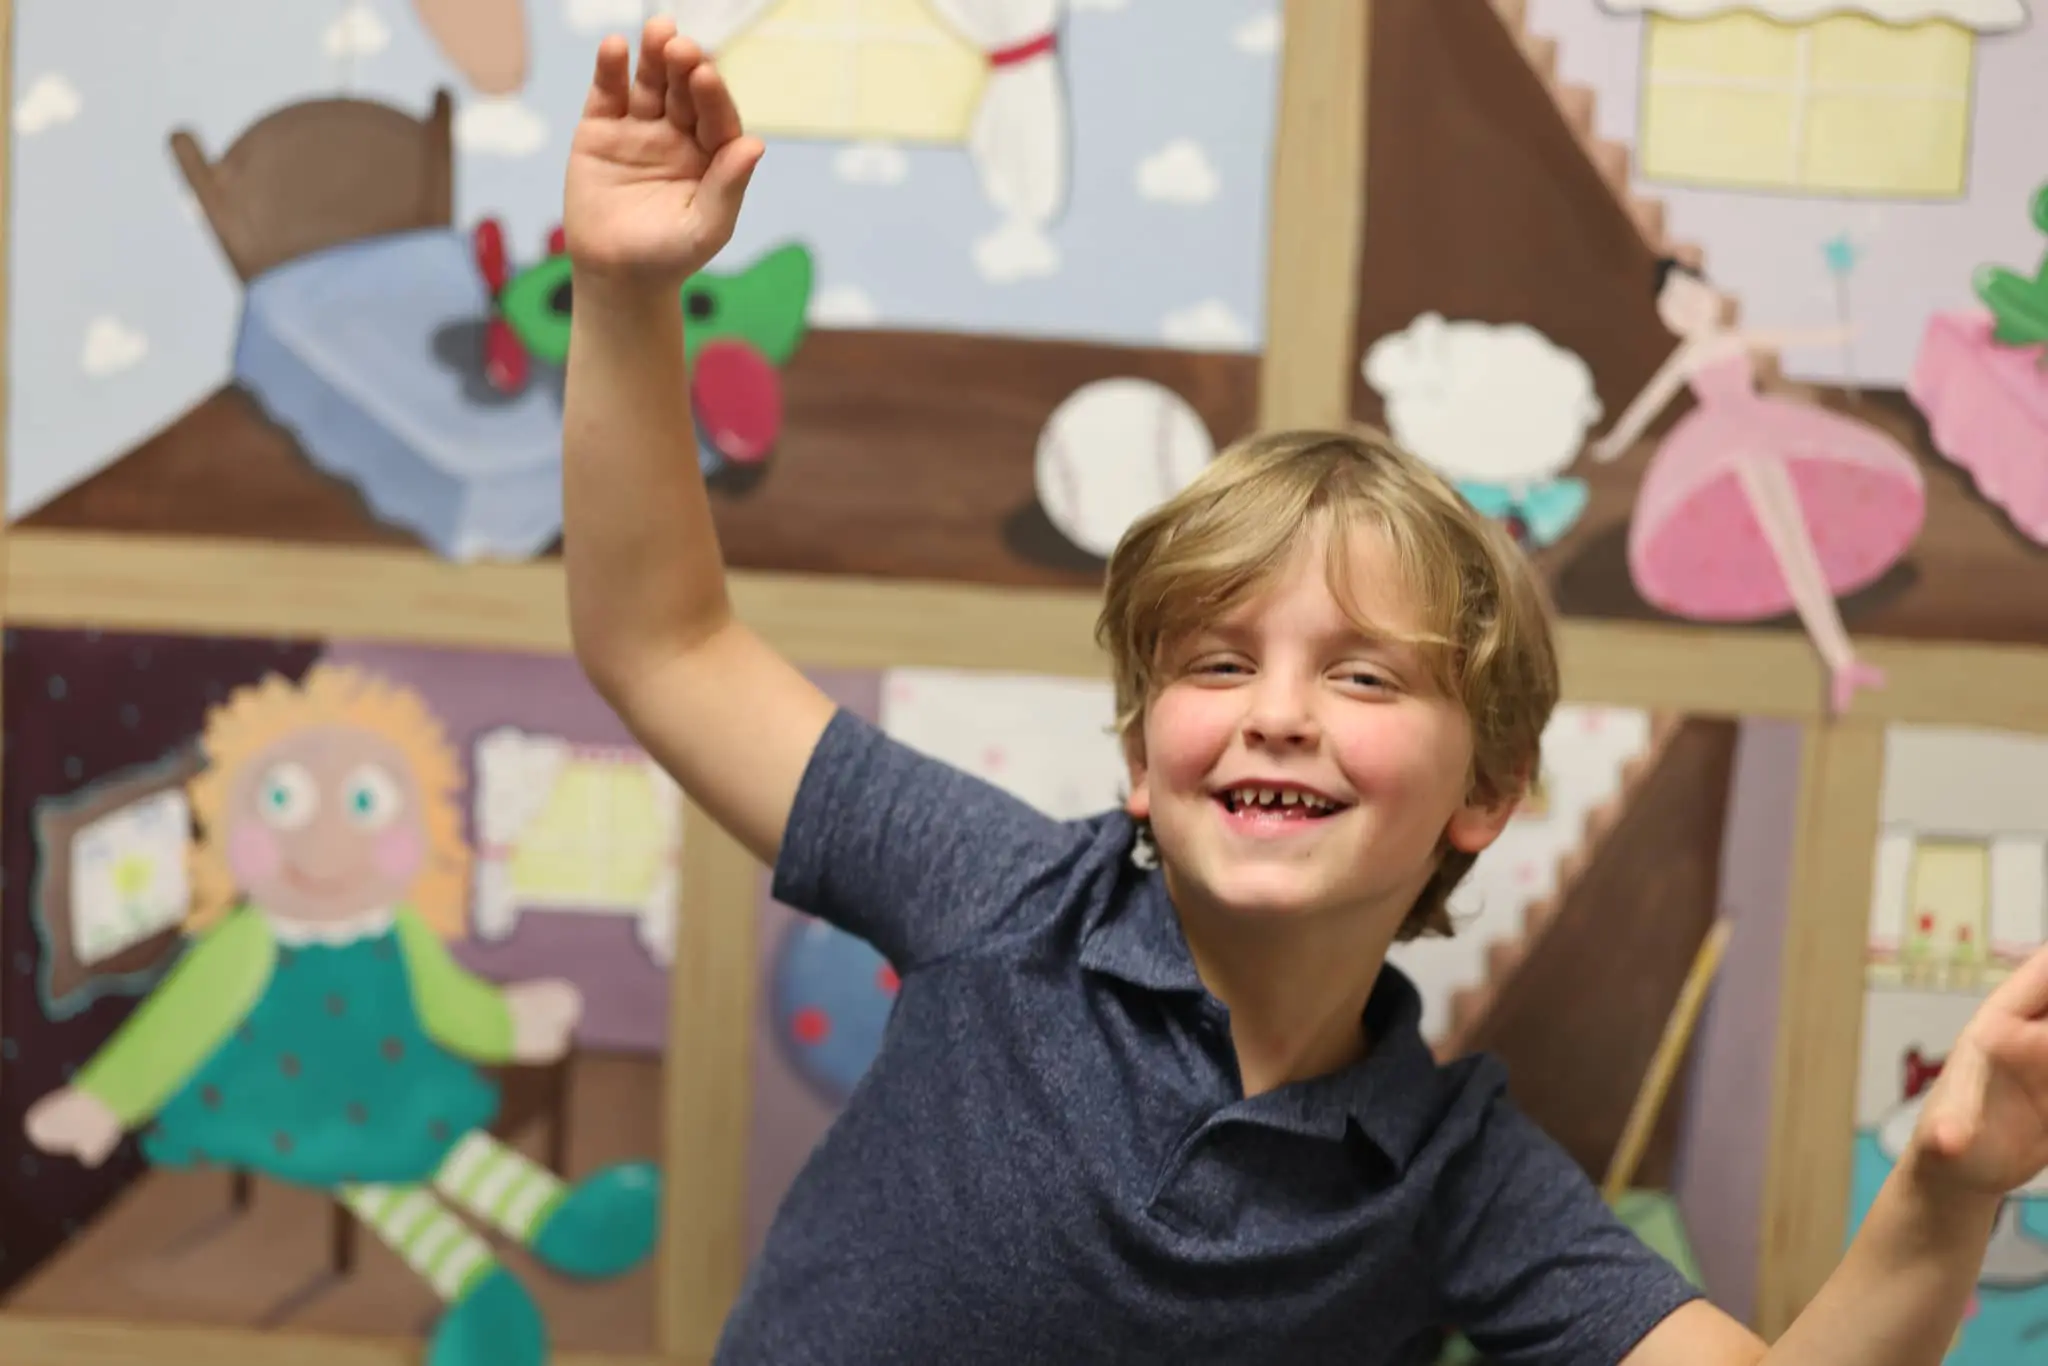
{"left": 1215, "top": 786, "right": 1348, "bottom": 821}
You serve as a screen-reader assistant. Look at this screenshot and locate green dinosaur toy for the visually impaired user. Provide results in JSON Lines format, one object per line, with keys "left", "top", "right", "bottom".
{"left": 492, "top": 238, "right": 814, "bottom": 372}
{"left": 471, "top": 221, "right": 815, "bottom": 468}
{"left": 1972, "top": 181, "right": 2048, "bottom": 350}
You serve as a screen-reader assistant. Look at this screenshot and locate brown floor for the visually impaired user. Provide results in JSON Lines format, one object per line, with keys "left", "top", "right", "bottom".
{"left": 21, "top": 336, "right": 2046, "bottom": 642}
{"left": 3, "top": 1051, "right": 664, "bottom": 1354}
{"left": 21, "top": 328, "right": 1260, "bottom": 591}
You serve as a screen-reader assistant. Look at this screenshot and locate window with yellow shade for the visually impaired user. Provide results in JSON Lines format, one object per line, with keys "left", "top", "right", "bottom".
{"left": 698, "top": 0, "right": 990, "bottom": 144}
{"left": 469, "top": 727, "right": 684, "bottom": 967}
{"left": 1600, "top": 0, "right": 2028, "bottom": 198}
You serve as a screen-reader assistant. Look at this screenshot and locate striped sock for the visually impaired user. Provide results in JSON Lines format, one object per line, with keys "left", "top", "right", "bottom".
{"left": 339, "top": 1184, "right": 497, "bottom": 1303}
{"left": 431, "top": 1130, "right": 567, "bottom": 1244}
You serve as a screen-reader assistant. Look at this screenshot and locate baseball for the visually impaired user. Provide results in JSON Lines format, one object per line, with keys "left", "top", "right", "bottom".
{"left": 1033, "top": 378, "right": 1217, "bottom": 559}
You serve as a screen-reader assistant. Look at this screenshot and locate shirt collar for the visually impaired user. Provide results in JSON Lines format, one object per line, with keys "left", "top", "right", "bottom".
{"left": 1076, "top": 856, "right": 1207, "bottom": 995}
{"left": 1080, "top": 855, "right": 1445, "bottom": 1170}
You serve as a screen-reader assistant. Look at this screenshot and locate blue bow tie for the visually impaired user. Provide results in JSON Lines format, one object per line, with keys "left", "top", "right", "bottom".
{"left": 1458, "top": 478, "right": 1588, "bottom": 548}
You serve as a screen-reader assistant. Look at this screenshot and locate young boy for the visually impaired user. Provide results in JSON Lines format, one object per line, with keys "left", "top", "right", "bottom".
{"left": 560, "top": 21, "right": 2048, "bottom": 1365}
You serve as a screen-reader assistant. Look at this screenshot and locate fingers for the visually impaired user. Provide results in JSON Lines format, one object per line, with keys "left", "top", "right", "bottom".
{"left": 629, "top": 18, "right": 678, "bottom": 120}
{"left": 582, "top": 35, "right": 631, "bottom": 118}
{"left": 665, "top": 35, "right": 703, "bottom": 131}
{"left": 691, "top": 58, "right": 745, "bottom": 149}
{"left": 1986, "top": 940, "right": 2048, "bottom": 1021}
{"left": 694, "top": 135, "right": 766, "bottom": 241}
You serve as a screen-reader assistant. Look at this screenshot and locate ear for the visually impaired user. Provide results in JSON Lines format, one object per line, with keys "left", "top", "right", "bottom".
{"left": 1121, "top": 726, "right": 1151, "bottom": 821}
{"left": 1443, "top": 780, "right": 1519, "bottom": 856}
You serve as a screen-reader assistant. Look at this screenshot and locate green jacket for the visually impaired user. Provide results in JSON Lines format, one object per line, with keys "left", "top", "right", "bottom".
{"left": 74, "top": 904, "right": 514, "bottom": 1127}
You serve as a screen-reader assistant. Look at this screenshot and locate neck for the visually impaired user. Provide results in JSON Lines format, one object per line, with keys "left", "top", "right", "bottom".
{"left": 1167, "top": 874, "right": 1401, "bottom": 1096}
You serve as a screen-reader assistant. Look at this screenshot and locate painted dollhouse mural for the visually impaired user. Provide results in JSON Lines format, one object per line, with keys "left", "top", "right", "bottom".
{"left": 6, "top": 0, "right": 1278, "bottom": 585}
{"left": 1345, "top": 0, "right": 2048, "bottom": 719}
{"left": 0, "top": 630, "right": 681, "bottom": 1357}
{"left": 1852, "top": 723, "right": 2048, "bottom": 1362}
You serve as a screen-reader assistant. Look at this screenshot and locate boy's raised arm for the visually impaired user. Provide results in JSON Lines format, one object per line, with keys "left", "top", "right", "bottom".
{"left": 560, "top": 20, "right": 834, "bottom": 867}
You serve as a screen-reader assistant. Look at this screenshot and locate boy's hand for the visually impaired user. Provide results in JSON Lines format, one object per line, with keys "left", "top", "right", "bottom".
{"left": 1911, "top": 941, "right": 2048, "bottom": 1196}
{"left": 563, "top": 18, "right": 764, "bottom": 285}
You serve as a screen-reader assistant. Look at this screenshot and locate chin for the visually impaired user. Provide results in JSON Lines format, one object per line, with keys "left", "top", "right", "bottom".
{"left": 1180, "top": 863, "right": 1337, "bottom": 924}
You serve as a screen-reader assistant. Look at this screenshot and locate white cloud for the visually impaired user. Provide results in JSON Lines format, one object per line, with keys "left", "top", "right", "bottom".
{"left": 16, "top": 74, "right": 81, "bottom": 135}
{"left": 455, "top": 98, "right": 548, "bottom": 157}
{"left": 1234, "top": 11, "right": 1282, "bottom": 53}
{"left": 564, "top": 0, "right": 648, "bottom": 33}
{"left": 833, "top": 141, "right": 909, "bottom": 186}
{"left": 973, "top": 218, "right": 1061, "bottom": 283}
{"left": 809, "top": 285, "right": 879, "bottom": 327}
{"left": 81, "top": 317, "right": 148, "bottom": 378}
{"left": 1137, "top": 139, "right": 1220, "bottom": 205}
{"left": 324, "top": 3, "right": 392, "bottom": 59}
{"left": 1160, "top": 300, "right": 1251, "bottom": 349}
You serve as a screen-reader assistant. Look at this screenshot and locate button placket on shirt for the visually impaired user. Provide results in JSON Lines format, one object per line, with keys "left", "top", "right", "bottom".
{"left": 1144, "top": 997, "right": 1246, "bottom": 1223}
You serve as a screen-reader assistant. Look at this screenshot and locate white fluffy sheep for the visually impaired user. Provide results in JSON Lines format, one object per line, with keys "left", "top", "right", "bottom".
{"left": 1361, "top": 312, "right": 1603, "bottom": 491}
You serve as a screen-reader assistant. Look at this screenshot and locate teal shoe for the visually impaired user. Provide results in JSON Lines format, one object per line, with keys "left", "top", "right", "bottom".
{"left": 428, "top": 1266, "right": 546, "bottom": 1366}
{"left": 530, "top": 1160, "right": 662, "bottom": 1280}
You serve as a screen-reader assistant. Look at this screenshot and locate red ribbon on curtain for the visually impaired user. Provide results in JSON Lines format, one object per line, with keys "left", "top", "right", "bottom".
{"left": 989, "top": 30, "right": 1057, "bottom": 67}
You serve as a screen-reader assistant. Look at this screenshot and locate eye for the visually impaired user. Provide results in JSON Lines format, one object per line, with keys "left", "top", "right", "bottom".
{"left": 256, "top": 762, "right": 318, "bottom": 830}
{"left": 1337, "top": 668, "right": 1396, "bottom": 693}
{"left": 341, "top": 764, "right": 404, "bottom": 830}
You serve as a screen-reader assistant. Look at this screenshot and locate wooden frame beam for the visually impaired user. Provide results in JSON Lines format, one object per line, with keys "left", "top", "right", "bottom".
{"left": 1257, "top": 0, "right": 1369, "bottom": 430}
{"left": 1754, "top": 721, "right": 1888, "bottom": 1338}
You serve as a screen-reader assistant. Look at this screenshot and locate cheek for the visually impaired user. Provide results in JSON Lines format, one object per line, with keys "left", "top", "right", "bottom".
{"left": 226, "top": 822, "right": 282, "bottom": 886}
{"left": 371, "top": 825, "right": 424, "bottom": 882}
{"left": 1144, "top": 694, "right": 1235, "bottom": 791}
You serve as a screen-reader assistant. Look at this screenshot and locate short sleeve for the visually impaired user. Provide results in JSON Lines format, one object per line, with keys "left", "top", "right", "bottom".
{"left": 1432, "top": 1092, "right": 1700, "bottom": 1366}
{"left": 770, "top": 708, "right": 1097, "bottom": 971}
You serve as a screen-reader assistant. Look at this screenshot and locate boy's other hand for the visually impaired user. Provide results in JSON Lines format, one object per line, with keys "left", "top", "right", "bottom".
{"left": 1912, "top": 940, "right": 2048, "bottom": 1197}
{"left": 564, "top": 18, "right": 764, "bottom": 286}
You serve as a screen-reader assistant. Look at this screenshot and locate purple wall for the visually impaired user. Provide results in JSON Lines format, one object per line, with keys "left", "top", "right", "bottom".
{"left": 1671, "top": 718, "right": 1805, "bottom": 1323}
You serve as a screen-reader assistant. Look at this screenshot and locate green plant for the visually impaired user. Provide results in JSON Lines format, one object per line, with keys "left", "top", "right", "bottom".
{"left": 1972, "top": 181, "right": 2048, "bottom": 350}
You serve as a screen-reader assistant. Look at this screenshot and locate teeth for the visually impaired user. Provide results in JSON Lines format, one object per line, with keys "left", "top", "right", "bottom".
{"left": 1227, "top": 787, "right": 1335, "bottom": 812}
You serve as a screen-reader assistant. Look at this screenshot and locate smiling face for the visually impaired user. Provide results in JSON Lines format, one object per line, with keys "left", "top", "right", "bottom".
{"left": 223, "top": 724, "right": 426, "bottom": 925}
{"left": 1123, "top": 525, "right": 1514, "bottom": 936}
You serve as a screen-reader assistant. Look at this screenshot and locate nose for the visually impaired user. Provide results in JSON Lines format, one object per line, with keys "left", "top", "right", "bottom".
{"left": 1242, "top": 677, "right": 1319, "bottom": 750}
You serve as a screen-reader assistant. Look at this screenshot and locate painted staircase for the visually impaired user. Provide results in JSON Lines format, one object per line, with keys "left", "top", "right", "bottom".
{"left": 1434, "top": 714, "right": 1739, "bottom": 1188}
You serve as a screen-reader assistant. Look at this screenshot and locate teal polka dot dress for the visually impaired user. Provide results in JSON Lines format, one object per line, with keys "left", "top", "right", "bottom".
{"left": 142, "top": 925, "right": 499, "bottom": 1188}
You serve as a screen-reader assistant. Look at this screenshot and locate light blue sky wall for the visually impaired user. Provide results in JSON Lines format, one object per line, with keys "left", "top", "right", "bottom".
{"left": 7, "top": 0, "right": 1281, "bottom": 516}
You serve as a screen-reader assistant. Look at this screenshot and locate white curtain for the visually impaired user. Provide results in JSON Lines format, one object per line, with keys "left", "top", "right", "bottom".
{"left": 1597, "top": 0, "right": 2027, "bottom": 30}
{"left": 468, "top": 726, "right": 568, "bottom": 941}
{"left": 926, "top": 0, "right": 1070, "bottom": 227}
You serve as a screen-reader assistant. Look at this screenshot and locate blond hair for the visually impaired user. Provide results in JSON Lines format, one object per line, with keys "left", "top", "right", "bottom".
{"left": 1095, "top": 427, "right": 1559, "bottom": 940}
{"left": 186, "top": 665, "right": 470, "bottom": 937}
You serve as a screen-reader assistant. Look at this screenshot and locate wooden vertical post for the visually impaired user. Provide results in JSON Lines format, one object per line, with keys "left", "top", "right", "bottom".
{"left": 658, "top": 803, "right": 764, "bottom": 1359}
{"left": 1256, "top": 0, "right": 1370, "bottom": 432}
{"left": 1754, "top": 721, "right": 1886, "bottom": 1337}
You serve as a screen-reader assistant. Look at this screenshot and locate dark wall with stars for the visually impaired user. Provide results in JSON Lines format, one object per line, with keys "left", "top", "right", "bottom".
{"left": 0, "top": 627, "right": 321, "bottom": 1294}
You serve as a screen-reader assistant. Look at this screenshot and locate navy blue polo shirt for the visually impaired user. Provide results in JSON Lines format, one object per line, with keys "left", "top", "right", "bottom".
{"left": 715, "top": 709, "right": 1699, "bottom": 1364}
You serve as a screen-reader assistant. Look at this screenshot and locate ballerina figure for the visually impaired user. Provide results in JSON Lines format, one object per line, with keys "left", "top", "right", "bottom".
{"left": 1590, "top": 259, "right": 1927, "bottom": 716}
